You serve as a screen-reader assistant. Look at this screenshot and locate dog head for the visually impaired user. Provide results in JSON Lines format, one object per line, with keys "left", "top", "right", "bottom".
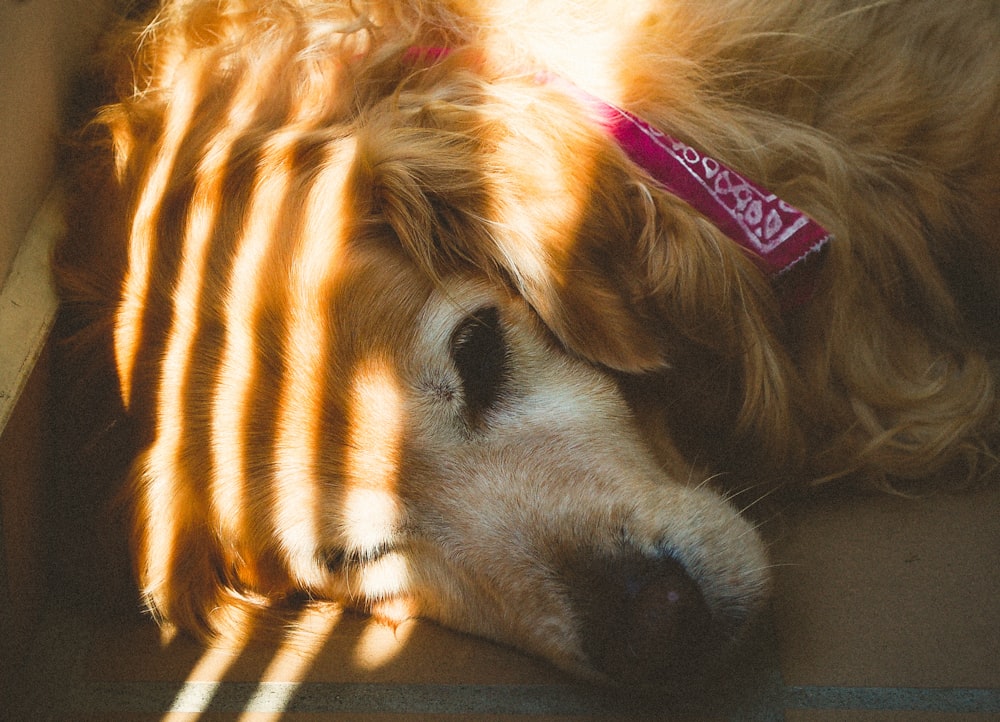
{"left": 95, "top": 0, "right": 785, "bottom": 687}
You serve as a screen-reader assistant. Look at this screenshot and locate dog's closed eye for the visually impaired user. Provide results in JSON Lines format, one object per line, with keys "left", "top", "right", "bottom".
{"left": 321, "top": 545, "right": 392, "bottom": 573}
{"left": 450, "top": 306, "right": 510, "bottom": 425}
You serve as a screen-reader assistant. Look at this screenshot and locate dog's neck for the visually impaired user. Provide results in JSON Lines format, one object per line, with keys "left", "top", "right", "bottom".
{"left": 406, "top": 47, "right": 831, "bottom": 307}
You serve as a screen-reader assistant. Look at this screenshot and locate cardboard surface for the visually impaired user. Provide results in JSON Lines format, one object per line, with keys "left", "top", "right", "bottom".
{"left": 773, "top": 488, "right": 1000, "bottom": 690}
{"left": 11, "top": 483, "right": 999, "bottom": 720}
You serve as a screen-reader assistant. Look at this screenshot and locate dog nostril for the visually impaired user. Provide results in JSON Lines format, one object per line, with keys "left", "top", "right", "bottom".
{"left": 568, "top": 552, "right": 715, "bottom": 687}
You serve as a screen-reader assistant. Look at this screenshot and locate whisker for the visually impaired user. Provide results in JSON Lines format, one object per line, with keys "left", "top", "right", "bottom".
{"left": 737, "top": 483, "right": 788, "bottom": 516}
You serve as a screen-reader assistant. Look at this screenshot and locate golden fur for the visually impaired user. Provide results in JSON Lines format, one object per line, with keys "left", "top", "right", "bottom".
{"left": 57, "top": 0, "right": 1000, "bottom": 686}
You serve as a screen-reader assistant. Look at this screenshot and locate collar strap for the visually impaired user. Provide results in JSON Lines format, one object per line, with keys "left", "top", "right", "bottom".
{"left": 405, "top": 48, "right": 831, "bottom": 300}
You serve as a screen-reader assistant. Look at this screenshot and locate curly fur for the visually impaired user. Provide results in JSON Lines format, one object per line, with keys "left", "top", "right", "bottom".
{"left": 56, "top": 0, "right": 1000, "bottom": 686}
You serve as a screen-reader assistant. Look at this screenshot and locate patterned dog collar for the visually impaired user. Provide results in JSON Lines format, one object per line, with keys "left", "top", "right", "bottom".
{"left": 541, "top": 72, "right": 832, "bottom": 283}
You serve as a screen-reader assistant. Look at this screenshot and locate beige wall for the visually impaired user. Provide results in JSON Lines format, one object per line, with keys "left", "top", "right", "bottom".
{"left": 0, "top": 1, "right": 114, "bottom": 701}
{"left": 0, "top": 0, "right": 114, "bottom": 286}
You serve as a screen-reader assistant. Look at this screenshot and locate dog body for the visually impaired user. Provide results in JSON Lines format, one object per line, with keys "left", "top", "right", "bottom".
{"left": 61, "top": 0, "right": 1000, "bottom": 686}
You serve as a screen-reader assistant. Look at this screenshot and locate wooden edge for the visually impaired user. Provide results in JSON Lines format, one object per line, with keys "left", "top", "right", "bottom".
{"left": 0, "top": 187, "right": 63, "bottom": 437}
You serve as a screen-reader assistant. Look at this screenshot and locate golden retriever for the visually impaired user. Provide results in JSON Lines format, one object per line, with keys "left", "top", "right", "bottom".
{"left": 56, "top": 0, "right": 1000, "bottom": 688}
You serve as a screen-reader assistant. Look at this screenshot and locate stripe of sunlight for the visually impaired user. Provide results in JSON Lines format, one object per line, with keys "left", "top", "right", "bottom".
{"left": 114, "top": 61, "right": 201, "bottom": 409}
{"left": 209, "top": 133, "right": 296, "bottom": 556}
{"left": 209, "top": 21, "right": 337, "bottom": 533}
{"left": 343, "top": 357, "right": 414, "bottom": 670}
{"left": 472, "top": 0, "right": 658, "bottom": 104}
{"left": 141, "top": 134, "right": 229, "bottom": 681}
{"left": 153, "top": 71, "right": 269, "bottom": 718}
{"left": 235, "top": 605, "right": 344, "bottom": 720}
{"left": 161, "top": 641, "right": 251, "bottom": 720}
{"left": 149, "top": 184, "right": 232, "bottom": 718}
{"left": 215, "top": 128, "right": 369, "bottom": 722}
{"left": 270, "top": 138, "right": 360, "bottom": 589}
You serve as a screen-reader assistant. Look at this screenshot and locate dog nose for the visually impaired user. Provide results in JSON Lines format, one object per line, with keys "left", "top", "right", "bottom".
{"left": 567, "top": 551, "right": 716, "bottom": 687}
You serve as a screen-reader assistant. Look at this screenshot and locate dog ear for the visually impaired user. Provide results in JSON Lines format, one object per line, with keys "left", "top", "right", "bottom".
{"left": 511, "top": 249, "right": 672, "bottom": 374}
{"left": 484, "top": 151, "right": 803, "bottom": 466}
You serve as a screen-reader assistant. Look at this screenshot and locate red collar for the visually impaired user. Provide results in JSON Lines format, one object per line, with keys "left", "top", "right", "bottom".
{"left": 406, "top": 48, "right": 831, "bottom": 307}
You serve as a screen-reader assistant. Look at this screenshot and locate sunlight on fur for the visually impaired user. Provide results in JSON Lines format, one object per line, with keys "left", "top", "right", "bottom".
{"left": 344, "top": 359, "right": 406, "bottom": 497}
{"left": 210, "top": 137, "right": 298, "bottom": 539}
{"left": 354, "top": 617, "right": 417, "bottom": 671}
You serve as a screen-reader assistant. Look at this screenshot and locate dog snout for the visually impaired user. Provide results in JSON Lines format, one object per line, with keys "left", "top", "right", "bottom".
{"left": 567, "top": 551, "right": 720, "bottom": 687}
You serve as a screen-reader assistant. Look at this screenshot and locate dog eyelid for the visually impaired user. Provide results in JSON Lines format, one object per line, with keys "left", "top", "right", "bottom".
{"left": 321, "top": 545, "right": 391, "bottom": 572}
{"left": 321, "top": 548, "right": 347, "bottom": 573}
{"left": 449, "top": 306, "right": 510, "bottom": 425}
